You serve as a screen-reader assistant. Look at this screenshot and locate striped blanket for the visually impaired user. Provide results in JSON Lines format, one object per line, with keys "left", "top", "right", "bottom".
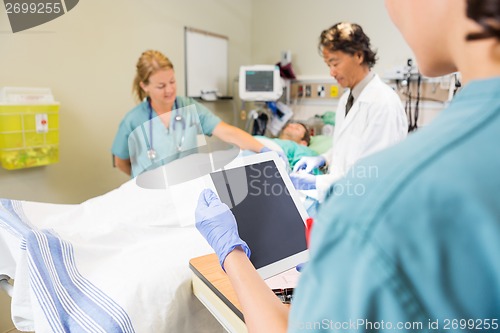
{"left": 0, "top": 178, "right": 222, "bottom": 333}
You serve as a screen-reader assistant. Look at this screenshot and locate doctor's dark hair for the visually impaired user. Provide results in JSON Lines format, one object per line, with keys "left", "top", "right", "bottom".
{"left": 466, "top": 0, "right": 500, "bottom": 41}
{"left": 133, "top": 50, "right": 174, "bottom": 102}
{"left": 319, "top": 22, "right": 377, "bottom": 68}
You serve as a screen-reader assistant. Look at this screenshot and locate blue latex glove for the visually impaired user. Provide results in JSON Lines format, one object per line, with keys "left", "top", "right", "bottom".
{"left": 292, "top": 156, "right": 326, "bottom": 174}
{"left": 289, "top": 172, "right": 317, "bottom": 190}
{"left": 195, "top": 189, "right": 251, "bottom": 269}
{"left": 296, "top": 262, "right": 308, "bottom": 272}
{"left": 260, "top": 146, "right": 290, "bottom": 169}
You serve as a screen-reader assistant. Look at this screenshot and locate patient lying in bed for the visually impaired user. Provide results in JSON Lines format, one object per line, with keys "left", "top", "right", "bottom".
{"left": 253, "top": 121, "right": 331, "bottom": 173}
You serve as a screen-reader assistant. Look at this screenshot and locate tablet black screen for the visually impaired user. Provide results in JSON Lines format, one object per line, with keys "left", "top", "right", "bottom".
{"left": 210, "top": 160, "right": 307, "bottom": 269}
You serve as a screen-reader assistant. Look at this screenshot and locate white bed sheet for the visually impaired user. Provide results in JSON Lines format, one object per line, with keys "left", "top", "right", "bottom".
{"left": 0, "top": 176, "right": 224, "bottom": 333}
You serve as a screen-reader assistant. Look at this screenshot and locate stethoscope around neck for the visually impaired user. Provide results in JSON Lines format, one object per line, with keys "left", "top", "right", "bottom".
{"left": 146, "top": 98, "right": 186, "bottom": 160}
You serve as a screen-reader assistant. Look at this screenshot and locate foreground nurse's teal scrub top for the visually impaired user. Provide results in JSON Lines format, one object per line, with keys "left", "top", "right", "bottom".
{"left": 112, "top": 96, "right": 221, "bottom": 177}
{"left": 289, "top": 77, "right": 500, "bottom": 332}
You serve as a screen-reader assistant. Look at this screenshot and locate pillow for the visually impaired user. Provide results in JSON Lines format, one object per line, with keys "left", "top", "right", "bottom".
{"left": 308, "top": 135, "right": 332, "bottom": 155}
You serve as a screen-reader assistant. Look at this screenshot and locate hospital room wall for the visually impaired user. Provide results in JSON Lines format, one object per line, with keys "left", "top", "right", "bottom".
{"left": 0, "top": 0, "right": 253, "bottom": 205}
{"left": 250, "top": 0, "right": 422, "bottom": 124}
{"left": 251, "top": 0, "right": 413, "bottom": 82}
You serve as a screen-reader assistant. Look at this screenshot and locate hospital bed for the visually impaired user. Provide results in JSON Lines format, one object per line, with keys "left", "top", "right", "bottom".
{"left": 0, "top": 134, "right": 331, "bottom": 333}
{"left": 0, "top": 174, "right": 225, "bottom": 333}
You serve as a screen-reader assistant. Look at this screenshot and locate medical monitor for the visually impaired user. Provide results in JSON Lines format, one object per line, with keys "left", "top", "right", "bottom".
{"left": 209, "top": 152, "right": 308, "bottom": 279}
{"left": 239, "top": 65, "right": 283, "bottom": 102}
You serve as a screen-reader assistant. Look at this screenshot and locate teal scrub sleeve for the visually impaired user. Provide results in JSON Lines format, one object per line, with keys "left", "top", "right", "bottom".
{"left": 191, "top": 99, "right": 221, "bottom": 135}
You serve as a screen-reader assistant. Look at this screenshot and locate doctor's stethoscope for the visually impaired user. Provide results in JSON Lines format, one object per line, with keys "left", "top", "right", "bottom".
{"left": 146, "top": 98, "right": 186, "bottom": 160}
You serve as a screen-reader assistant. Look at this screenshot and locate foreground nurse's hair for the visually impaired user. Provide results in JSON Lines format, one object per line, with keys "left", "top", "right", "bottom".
{"left": 465, "top": 0, "right": 500, "bottom": 41}
{"left": 132, "top": 50, "right": 174, "bottom": 102}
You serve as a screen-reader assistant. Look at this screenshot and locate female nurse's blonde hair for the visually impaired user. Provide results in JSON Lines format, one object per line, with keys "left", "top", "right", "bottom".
{"left": 132, "top": 50, "right": 174, "bottom": 102}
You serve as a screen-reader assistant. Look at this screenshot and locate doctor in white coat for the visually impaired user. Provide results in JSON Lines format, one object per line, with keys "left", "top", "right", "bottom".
{"left": 291, "top": 22, "right": 408, "bottom": 202}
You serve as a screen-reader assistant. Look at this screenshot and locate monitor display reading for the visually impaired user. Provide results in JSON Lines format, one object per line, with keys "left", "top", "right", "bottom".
{"left": 210, "top": 160, "right": 307, "bottom": 270}
{"left": 239, "top": 65, "right": 282, "bottom": 102}
{"left": 245, "top": 71, "right": 274, "bottom": 92}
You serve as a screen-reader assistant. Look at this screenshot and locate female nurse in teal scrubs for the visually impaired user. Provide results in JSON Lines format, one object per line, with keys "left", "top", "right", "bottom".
{"left": 112, "top": 50, "right": 266, "bottom": 177}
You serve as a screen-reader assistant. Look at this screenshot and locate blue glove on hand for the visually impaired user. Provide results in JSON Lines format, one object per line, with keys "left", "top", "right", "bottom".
{"left": 289, "top": 172, "right": 317, "bottom": 190}
{"left": 292, "top": 156, "right": 326, "bottom": 174}
{"left": 296, "top": 262, "right": 308, "bottom": 272}
{"left": 195, "top": 189, "right": 251, "bottom": 270}
{"left": 260, "top": 146, "right": 290, "bottom": 170}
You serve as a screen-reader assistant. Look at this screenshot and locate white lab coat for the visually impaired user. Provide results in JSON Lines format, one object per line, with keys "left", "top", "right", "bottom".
{"left": 316, "top": 74, "right": 408, "bottom": 201}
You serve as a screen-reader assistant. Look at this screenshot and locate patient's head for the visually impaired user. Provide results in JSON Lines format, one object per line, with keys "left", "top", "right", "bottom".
{"left": 279, "top": 121, "right": 311, "bottom": 146}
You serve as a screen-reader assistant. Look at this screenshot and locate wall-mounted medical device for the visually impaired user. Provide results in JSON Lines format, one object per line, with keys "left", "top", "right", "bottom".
{"left": 239, "top": 65, "right": 283, "bottom": 102}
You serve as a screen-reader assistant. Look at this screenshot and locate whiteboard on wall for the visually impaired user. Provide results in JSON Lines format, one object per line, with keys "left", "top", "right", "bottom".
{"left": 185, "top": 27, "right": 228, "bottom": 97}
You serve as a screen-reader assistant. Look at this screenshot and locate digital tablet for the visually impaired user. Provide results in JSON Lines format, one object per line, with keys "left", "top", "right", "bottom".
{"left": 206, "top": 152, "right": 309, "bottom": 279}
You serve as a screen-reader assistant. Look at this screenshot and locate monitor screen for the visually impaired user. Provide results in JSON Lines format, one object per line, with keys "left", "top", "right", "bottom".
{"left": 210, "top": 160, "right": 307, "bottom": 270}
{"left": 245, "top": 71, "right": 274, "bottom": 92}
{"left": 239, "top": 65, "right": 282, "bottom": 101}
